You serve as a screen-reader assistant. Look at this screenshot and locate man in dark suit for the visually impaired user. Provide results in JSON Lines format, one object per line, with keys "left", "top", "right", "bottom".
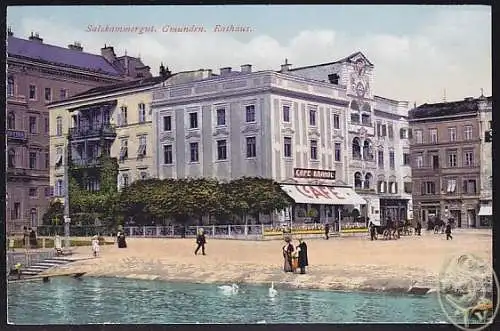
{"left": 195, "top": 229, "right": 206, "bottom": 255}
{"left": 296, "top": 238, "right": 308, "bottom": 274}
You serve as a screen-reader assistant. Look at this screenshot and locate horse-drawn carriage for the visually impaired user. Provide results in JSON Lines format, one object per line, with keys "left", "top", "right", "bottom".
{"left": 371, "top": 219, "right": 400, "bottom": 240}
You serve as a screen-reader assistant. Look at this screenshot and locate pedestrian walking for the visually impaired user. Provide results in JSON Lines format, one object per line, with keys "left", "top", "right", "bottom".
{"left": 91, "top": 235, "right": 100, "bottom": 257}
{"left": 324, "top": 223, "right": 330, "bottom": 240}
{"left": 369, "top": 221, "right": 377, "bottom": 241}
{"left": 416, "top": 221, "right": 422, "bottom": 236}
{"left": 195, "top": 228, "right": 206, "bottom": 255}
{"left": 445, "top": 222, "right": 453, "bottom": 240}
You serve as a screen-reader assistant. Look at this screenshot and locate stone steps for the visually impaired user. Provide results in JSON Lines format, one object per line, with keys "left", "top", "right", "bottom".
{"left": 19, "top": 257, "right": 72, "bottom": 276}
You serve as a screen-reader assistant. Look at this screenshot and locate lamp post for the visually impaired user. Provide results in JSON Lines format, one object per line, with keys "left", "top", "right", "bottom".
{"left": 63, "top": 145, "right": 71, "bottom": 249}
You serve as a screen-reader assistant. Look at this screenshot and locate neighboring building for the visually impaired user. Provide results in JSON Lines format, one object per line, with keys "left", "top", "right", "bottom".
{"left": 6, "top": 29, "right": 152, "bottom": 234}
{"left": 152, "top": 53, "right": 410, "bottom": 225}
{"left": 287, "top": 54, "right": 412, "bottom": 222}
{"left": 409, "top": 95, "right": 491, "bottom": 228}
{"left": 477, "top": 96, "right": 493, "bottom": 226}
{"left": 48, "top": 67, "right": 214, "bottom": 210}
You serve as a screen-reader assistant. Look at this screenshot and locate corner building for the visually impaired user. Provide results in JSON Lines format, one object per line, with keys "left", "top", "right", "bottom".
{"left": 152, "top": 53, "right": 412, "bottom": 224}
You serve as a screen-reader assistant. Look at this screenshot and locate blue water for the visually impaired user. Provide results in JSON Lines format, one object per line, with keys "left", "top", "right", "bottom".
{"left": 8, "top": 277, "right": 449, "bottom": 324}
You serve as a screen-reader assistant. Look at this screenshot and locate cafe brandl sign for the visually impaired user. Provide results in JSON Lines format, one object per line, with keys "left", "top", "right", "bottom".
{"left": 294, "top": 168, "right": 336, "bottom": 180}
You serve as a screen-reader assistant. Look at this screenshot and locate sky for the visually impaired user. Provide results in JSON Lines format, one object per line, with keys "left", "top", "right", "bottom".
{"left": 7, "top": 5, "right": 491, "bottom": 106}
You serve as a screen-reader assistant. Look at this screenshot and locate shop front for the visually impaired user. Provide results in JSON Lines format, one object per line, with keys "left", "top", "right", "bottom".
{"left": 478, "top": 201, "right": 492, "bottom": 227}
{"left": 379, "top": 198, "right": 409, "bottom": 223}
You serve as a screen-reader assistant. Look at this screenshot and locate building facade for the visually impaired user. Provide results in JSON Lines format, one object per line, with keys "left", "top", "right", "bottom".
{"left": 152, "top": 52, "right": 411, "bottom": 224}
{"left": 6, "top": 29, "right": 152, "bottom": 233}
{"left": 409, "top": 96, "right": 491, "bottom": 228}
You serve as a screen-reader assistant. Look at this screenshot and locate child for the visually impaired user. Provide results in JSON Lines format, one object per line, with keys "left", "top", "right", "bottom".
{"left": 92, "top": 235, "right": 100, "bottom": 257}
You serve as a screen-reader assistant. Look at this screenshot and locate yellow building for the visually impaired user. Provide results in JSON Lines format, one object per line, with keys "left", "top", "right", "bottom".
{"left": 48, "top": 74, "right": 170, "bottom": 202}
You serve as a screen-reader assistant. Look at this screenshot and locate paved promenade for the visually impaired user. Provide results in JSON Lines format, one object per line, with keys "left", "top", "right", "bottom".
{"left": 41, "top": 229, "right": 492, "bottom": 293}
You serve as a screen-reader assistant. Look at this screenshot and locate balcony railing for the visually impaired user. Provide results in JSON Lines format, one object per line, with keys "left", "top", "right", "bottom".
{"left": 7, "top": 95, "right": 27, "bottom": 104}
{"left": 7, "top": 130, "right": 27, "bottom": 141}
{"left": 68, "top": 124, "right": 116, "bottom": 139}
{"left": 71, "top": 158, "right": 103, "bottom": 168}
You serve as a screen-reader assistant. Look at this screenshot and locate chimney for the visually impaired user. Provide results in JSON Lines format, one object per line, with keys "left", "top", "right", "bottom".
{"left": 240, "top": 64, "right": 252, "bottom": 73}
{"left": 101, "top": 44, "right": 117, "bottom": 64}
{"left": 281, "top": 58, "right": 291, "bottom": 72}
{"left": 220, "top": 67, "right": 232, "bottom": 75}
{"left": 7, "top": 26, "right": 13, "bottom": 36}
{"left": 68, "top": 41, "right": 83, "bottom": 51}
{"left": 28, "top": 32, "right": 43, "bottom": 43}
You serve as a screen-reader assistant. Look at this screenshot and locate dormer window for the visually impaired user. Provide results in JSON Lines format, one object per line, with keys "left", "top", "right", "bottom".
{"left": 328, "top": 73, "right": 339, "bottom": 85}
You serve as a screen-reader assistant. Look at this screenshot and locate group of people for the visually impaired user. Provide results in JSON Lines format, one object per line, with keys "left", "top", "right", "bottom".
{"left": 282, "top": 236, "right": 309, "bottom": 274}
{"left": 22, "top": 226, "right": 37, "bottom": 249}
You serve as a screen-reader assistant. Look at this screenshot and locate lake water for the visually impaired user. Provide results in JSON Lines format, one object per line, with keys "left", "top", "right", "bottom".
{"left": 8, "top": 277, "right": 449, "bottom": 324}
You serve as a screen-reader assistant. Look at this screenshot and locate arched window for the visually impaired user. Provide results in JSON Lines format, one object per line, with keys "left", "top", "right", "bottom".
{"left": 8, "top": 149, "right": 16, "bottom": 168}
{"left": 8, "top": 112, "right": 15, "bottom": 130}
{"left": 56, "top": 116, "right": 63, "bottom": 136}
{"left": 352, "top": 137, "right": 361, "bottom": 159}
{"left": 362, "top": 102, "right": 371, "bottom": 112}
{"left": 350, "top": 100, "right": 359, "bottom": 110}
{"left": 364, "top": 173, "right": 373, "bottom": 189}
{"left": 363, "top": 139, "right": 373, "bottom": 161}
{"left": 354, "top": 172, "right": 362, "bottom": 189}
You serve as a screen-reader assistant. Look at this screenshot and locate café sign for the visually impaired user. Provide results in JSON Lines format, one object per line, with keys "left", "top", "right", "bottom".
{"left": 294, "top": 168, "right": 336, "bottom": 180}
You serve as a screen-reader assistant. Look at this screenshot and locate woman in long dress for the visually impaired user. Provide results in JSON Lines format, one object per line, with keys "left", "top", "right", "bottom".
{"left": 282, "top": 237, "right": 294, "bottom": 272}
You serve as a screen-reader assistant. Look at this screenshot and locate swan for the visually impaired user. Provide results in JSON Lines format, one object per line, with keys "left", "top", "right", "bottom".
{"left": 269, "top": 282, "right": 278, "bottom": 297}
{"left": 218, "top": 283, "right": 239, "bottom": 294}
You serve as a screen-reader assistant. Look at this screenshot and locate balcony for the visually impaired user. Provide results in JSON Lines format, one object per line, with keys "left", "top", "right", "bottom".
{"left": 71, "top": 157, "right": 104, "bottom": 168}
{"left": 7, "top": 130, "right": 27, "bottom": 142}
{"left": 7, "top": 95, "right": 27, "bottom": 105}
{"left": 68, "top": 124, "right": 116, "bottom": 140}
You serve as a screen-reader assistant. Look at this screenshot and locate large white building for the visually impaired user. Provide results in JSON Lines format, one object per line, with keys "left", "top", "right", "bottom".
{"left": 151, "top": 52, "right": 412, "bottom": 224}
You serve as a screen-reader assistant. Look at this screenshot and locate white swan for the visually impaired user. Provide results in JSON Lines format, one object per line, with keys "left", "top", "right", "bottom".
{"left": 218, "top": 283, "right": 239, "bottom": 294}
{"left": 269, "top": 282, "right": 278, "bottom": 297}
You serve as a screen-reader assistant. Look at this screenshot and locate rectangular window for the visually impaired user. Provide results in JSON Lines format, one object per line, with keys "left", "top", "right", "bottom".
{"left": 60, "top": 88, "right": 67, "bottom": 100}
{"left": 189, "top": 112, "right": 198, "bottom": 129}
{"left": 464, "top": 125, "right": 473, "bottom": 140}
{"left": 446, "top": 178, "right": 457, "bottom": 193}
{"left": 388, "top": 124, "right": 394, "bottom": 139}
{"left": 429, "top": 128, "right": 438, "bottom": 143}
{"left": 389, "top": 182, "right": 398, "bottom": 194}
{"left": 378, "top": 181, "right": 386, "bottom": 194}
{"left": 29, "top": 188, "right": 38, "bottom": 197}
{"left": 415, "top": 130, "right": 423, "bottom": 144}
{"left": 138, "top": 103, "right": 146, "bottom": 123}
{"left": 309, "top": 109, "right": 317, "bottom": 126}
{"left": 29, "top": 152, "right": 37, "bottom": 169}
{"left": 55, "top": 180, "right": 64, "bottom": 197}
{"left": 284, "top": 137, "right": 292, "bottom": 158}
{"left": 29, "top": 116, "right": 37, "bottom": 134}
{"left": 464, "top": 151, "right": 474, "bottom": 167}
{"left": 404, "top": 182, "right": 412, "bottom": 194}
{"left": 122, "top": 174, "right": 129, "bottom": 188}
{"left": 333, "top": 114, "right": 340, "bottom": 129}
{"left": 403, "top": 153, "right": 410, "bottom": 165}
{"left": 163, "top": 145, "right": 173, "bottom": 164}
{"left": 119, "top": 139, "right": 128, "bottom": 161}
{"left": 334, "top": 143, "right": 341, "bottom": 161}
{"left": 190, "top": 142, "right": 199, "bottom": 162}
{"left": 400, "top": 128, "right": 408, "bottom": 139}
{"left": 283, "top": 106, "right": 290, "bottom": 123}
{"left": 448, "top": 127, "right": 457, "bottom": 142}
{"left": 44, "top": 117, "right": 49, "bottom": 133}
{"left": 381, "top": 125, "right": 387, "bottom": 137}
{"left": 29, "top": 84, "right": 36, "bottom": 100}
{"left": 137, "top": 135, "right": 147, "bottom": 156}
{"left": 351, "top": 113, "right": 360, "bottom": 124}
{"left": 463, "top": 180, "right": 477, "bottom": 194}
{"left": 378, "top": 150, "right": 384, "bottom": 168}
{"left": 216, "top": 108, "right": 226, "bottom": 126}
{"left": 217, "top": 140, "right": 227, "bottom": 160}
{"left": 425, "top": 181, "right": 436, "bottom": 195}
{"left": 389, "top": 151, "right": 395, "bottom": 169}
{"left": 44, "top": 87, "right": 51, "bottom": 101}
{"left": 245, "top": 105, "right": 256, "bottom": 123}
{"left": 415, "top": 153, "right": 423, "bottom": 168}
{"left": 246, "top": 136, "right": 256, "bottom": 158}
{"left": 163, "top": 116, "right": 172, "bottom": 131}
{"left": 8, "top": 77, "right": 14, "bottom": 96}
{"left": 120, "top": 106, "right": 128, "bottom": 126}
{"left": 13, "top": 202, "right": 20, "bottom": 219}
{"left": 45, "top": 152, "right": 49, "bottom": 169}
{"left": 310, "top": 140, "right": 318, "bottom": 160}
{"left": 376, "top": 122, "right": 381, "bottom": 136}
{"left": 431, "top": 154, "right": 439, "bottom": 169}
{"left": 447, "top": 152, "right": 457, "bottom": 167}
{"left": 361, "top": 113, "right": 371, "bottom": 126}
{"left": 44, "top": 187, "right": 52, "bottom": 197}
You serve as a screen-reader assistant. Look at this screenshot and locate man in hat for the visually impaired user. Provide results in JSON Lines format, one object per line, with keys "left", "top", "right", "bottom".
{"left": 296, "top": 238, "right": 309, "bottom": 274}
{"left": 195, "top": 228, "right": 206, "bottom": 255}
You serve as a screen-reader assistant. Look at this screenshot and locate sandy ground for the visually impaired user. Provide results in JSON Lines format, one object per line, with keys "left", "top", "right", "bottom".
{"left": 43, "top": 229, "right": 492, "bottom": 293}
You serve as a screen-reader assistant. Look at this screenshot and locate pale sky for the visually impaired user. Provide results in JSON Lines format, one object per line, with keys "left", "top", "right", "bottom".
{"left": 7, "top": 5, "right": 491, "bottom": 106}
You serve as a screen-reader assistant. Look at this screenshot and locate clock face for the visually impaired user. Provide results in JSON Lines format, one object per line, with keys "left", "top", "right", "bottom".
{"left": 355, "top": 82, "right": 366, "bottom": 97}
